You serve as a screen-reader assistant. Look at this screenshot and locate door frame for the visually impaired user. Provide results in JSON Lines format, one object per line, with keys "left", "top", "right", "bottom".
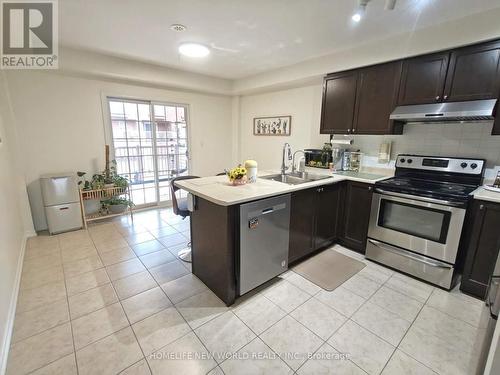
{"left": 100, "top": 93, "right": 192, "bottom": 208}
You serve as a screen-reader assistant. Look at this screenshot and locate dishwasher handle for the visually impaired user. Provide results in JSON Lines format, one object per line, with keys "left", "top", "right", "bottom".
{"left": 249, "top": 203, "right": 287, "bottom": 218}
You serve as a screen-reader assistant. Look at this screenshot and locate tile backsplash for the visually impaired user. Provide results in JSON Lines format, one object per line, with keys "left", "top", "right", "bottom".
{"left": 350, "top": 121, "right": 500, "bottom": 171}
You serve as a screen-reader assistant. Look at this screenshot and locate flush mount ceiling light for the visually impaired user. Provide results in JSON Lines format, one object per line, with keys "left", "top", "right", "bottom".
{"left": 178, "top": 42, "right": 210, "bottom": 57}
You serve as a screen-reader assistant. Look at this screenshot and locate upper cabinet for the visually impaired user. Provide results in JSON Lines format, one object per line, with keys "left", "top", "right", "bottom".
{"left": 444, "top": 40, "right": 500, "bottom": 102}
{"left": 397, "top": 52, "right": 450, "bottom": 105}
{"left": 320, "top": 39, "right": 500, "bottom": 135}
{"left": 354, "top": 61, "right": 403, "bottom": 134}
{"left": 320, "top": 62, "right": 403, "bottom": 135}
{"left": 398, "top": 40, "right": 500, "bottom": 105}
{"left": 320, "top": 71, "right": 358, "bottom": 134}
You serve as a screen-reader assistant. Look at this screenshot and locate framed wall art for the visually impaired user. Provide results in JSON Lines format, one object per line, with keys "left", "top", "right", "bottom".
{"left": 253, "top": 116, "right": 291, "bottom": 136}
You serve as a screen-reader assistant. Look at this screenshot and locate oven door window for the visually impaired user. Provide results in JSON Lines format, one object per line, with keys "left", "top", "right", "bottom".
{"left": 378, "top": 199, "right": 451, "bottom": 243}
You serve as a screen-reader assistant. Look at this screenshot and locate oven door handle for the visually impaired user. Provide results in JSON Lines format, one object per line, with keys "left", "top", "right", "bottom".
{"left": 368, "top": 239, "right": 454, "bottom": 269}
{"left": 374, "top": 188, "right": 465, "bottom": 207}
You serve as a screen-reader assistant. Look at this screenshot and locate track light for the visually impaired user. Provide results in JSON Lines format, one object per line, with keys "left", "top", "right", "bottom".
{"left": 352, "top": 0, "right": 369, "bottom": 22}
{"left": 385, "top": 0, "right": 397, "bottom": 10}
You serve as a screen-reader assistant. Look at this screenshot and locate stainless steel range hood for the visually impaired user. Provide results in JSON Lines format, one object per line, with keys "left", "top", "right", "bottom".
{"left": 390, "top": 99, "right": 497, "bottom": 123}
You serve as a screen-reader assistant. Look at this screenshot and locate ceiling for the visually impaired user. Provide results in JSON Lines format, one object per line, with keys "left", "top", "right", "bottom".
{"left": 59, "top": 0, "right": 500, "bottom": 79}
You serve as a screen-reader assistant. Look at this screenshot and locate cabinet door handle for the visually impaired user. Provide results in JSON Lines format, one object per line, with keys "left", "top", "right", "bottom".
{"left": 480, "top": 204, "right": 484, "bottom": 210}
{"left": 352, "top": 128, "right": 356, "bottom": 133}
{"left": 435, "top": 95, "right": 440, "bottom": 101}
{"left": 347, "top": 129, "right": 351, "bottom": 133}
{"left": 443, "top": 95, "right": 448, "bottom": 100}
{"left": 368, "top": 186, "right": 372, "bottom": 191}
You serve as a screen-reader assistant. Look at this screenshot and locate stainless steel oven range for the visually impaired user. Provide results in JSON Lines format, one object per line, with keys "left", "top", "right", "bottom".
{"left": 367, "top": 154, "right": 485, "bottom": 289}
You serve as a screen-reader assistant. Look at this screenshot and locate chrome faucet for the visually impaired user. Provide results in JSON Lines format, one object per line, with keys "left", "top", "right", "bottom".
{"left": 281, "top": 143, "right": 292, "bottom": 175}
{"left": 292, "top": 150, "right": 305, "bottom": 173}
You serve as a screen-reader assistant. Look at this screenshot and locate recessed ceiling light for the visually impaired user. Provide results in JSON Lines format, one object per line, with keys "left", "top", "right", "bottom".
{"left": 352, "top": 13, "right": 362, "bottom": 22}
{"left": 170, "top": 24, "right": 187, "bottom": 32}
{"left": 178, "top": 43, "right": 210, "bottom": 58}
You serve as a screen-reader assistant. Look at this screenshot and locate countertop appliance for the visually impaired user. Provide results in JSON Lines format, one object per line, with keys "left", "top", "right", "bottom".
{"left": 40, "top": 173, "right": 83, "bottom": 235}
{"left": 366, "top": 154, "right": 485, "bottom": 289}
{"left": 390, "top": 99, "right": 497, "bottom": 124}
{"left": 238, "top": 194, "right": 290, "bottom": 295}
{"left": 304, "top": 148, "right": 332, "bottom": 169}
{"left": 475, "top": 251, "right": 500, "bottom": 374}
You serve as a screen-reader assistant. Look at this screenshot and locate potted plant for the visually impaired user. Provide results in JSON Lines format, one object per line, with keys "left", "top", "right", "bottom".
{"left": 112, "top": 172, "right": 129, "bottom": 189}
{"left": 91, "top": 173, "right": 105, "bottom": 190}
{"left": 103, "top": 197, "right": 134, "bottom": 214}
{"left": 77, "top": 171, "right": 91, "bottom": 190}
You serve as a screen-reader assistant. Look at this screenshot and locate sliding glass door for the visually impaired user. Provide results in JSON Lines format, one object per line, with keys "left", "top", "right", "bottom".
{"left": 153, "top": 103, "right": 189, "bottom": 203}
{"left": 108, "top": 98, "right": 189, "bottom": 207}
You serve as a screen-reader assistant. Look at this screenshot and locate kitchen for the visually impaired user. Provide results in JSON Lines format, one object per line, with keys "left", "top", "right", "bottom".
{"left": 2, "top": 1, "right": 500, "bottom": 375}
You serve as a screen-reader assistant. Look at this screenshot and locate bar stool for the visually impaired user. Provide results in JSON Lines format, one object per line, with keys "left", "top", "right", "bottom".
{"left": 170, "top": 175, "right": 199, "bottom": 262}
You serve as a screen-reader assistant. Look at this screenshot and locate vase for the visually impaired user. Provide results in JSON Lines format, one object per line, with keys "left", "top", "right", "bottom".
{"left": 230, "top": 176, "right": 247, "bottom": 186}
{"left": 109, "top": 204, "right": 127, "bottom": 214}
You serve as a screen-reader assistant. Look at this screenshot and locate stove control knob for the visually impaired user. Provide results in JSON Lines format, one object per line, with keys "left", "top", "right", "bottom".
{"left": 460, "top": 162, "right": 468, "bottom": 168}
{"left": 471, "top": 163, "right": 478, "bottom": 169}
{"left": 399, "top": 158, "right": 406, "bottom": 163}
{"left": 407, "top": 159, "right": 413, "bottom": 164}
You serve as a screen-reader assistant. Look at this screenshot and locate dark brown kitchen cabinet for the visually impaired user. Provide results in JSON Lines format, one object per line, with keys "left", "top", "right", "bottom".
{"left": 339, "top": 181, "right": 373, "bottom": 254}
{"left": 493, "top": 117, "right": 500, "bottom": 135}
{"left": 289, "top": 188, "right": 316, "bottom": 263}
{"left": 289, "top": 184, "right": 342, "bottom": 263}
{"left": 444, "top": 40, "right": 500, "bottom": 102}
{"left": 398, "top": 40, "right": 500, "bottom": 106}
{"left": 320, "top": 71, "right": 358, "bottom": 134}
{"left": 397, "top": 52, "right": 450, "bottom": 105}
{"left": 353, "top": 61, "right": 403, "bottom": 135}
{"left": 315, "top": 184, "right": 342, "bottom": 248}
{"left": 460, "top": 200, "right": 500, "bottom": 300}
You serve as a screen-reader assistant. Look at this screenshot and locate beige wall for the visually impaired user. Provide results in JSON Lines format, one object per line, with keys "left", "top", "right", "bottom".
{"left": 238, "top": 85, "right": 329, "bottom": 169}
{"left": 5, "top": 71, "right": 233, "bottom": 231}
{"left": 238, "top": 84, "right": 500, "bottom": 175}
{"left": 0, "top": 72, "right": 33, "bottom": 373}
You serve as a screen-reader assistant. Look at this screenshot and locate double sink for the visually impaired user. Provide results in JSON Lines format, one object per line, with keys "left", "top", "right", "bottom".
{"left": 261, "top": 171, "right": 332, "bottom": 185}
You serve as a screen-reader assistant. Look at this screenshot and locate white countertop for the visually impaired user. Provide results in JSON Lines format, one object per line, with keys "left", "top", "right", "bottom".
{"left": 471, "top": 186, "right": 500, "bottom": 204}
{"left": 175, "top": 168, "right": 392, "bottom": 206}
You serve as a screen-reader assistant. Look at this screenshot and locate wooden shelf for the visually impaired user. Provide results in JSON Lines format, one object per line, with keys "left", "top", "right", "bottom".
{"left": 81, "top": 186, "right": 127, "bottom": 200}
{"left": 79, "top": 185, "right": 133, "bottom": 229}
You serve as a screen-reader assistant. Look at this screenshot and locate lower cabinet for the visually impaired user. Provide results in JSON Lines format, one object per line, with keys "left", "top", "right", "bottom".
{"left": 289, "top": 188, "right": 316, "bottom": 262}
{"left": 460, "top": 200, "right": 500, "bottom": 299}
{"left": 288, "top": 183, "right": 342, "bottom": 263}
{"left": 339, "top": 181, "right": 374, "bottom": 254}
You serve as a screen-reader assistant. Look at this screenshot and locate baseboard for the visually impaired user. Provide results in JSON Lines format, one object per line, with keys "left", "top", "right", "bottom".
{"left": 24, "top": 229, "right": 37, "bottom": 238}
{"left": 0, "top": 233, "right": 28, "bottom": 375}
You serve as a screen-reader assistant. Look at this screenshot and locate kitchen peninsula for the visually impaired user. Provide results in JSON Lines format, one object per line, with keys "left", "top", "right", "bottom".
{"left": 175, "top": 170, "right": 390, "bottom": 305}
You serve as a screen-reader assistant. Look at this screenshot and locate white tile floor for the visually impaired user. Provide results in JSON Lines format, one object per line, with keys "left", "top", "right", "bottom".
{"left": 7, "top": 208, "right": 485, "bottom": 375}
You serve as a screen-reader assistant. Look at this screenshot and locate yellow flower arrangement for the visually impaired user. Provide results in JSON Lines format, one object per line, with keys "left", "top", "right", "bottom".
{"left": 227, "top": 165, "right": 247, "bottom": 181}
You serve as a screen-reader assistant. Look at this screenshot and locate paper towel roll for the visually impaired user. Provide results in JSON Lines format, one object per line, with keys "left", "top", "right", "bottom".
{"left": 330, "top": 138, "right": 354, "bottom": 146}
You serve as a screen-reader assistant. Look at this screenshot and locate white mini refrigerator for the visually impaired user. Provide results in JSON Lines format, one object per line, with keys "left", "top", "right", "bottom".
{"left": 40, "top": 173, "right": 83, "bottom": 235}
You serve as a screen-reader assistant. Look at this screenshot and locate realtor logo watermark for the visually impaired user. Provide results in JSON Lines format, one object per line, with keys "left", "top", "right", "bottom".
{"left": 1, "top": 0, "right": 58, "bottom": 69}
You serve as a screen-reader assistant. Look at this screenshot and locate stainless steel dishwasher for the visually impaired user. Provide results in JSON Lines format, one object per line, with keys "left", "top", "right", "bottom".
{"left": 239, "top": 194, "right": 291, "bottom": 295}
